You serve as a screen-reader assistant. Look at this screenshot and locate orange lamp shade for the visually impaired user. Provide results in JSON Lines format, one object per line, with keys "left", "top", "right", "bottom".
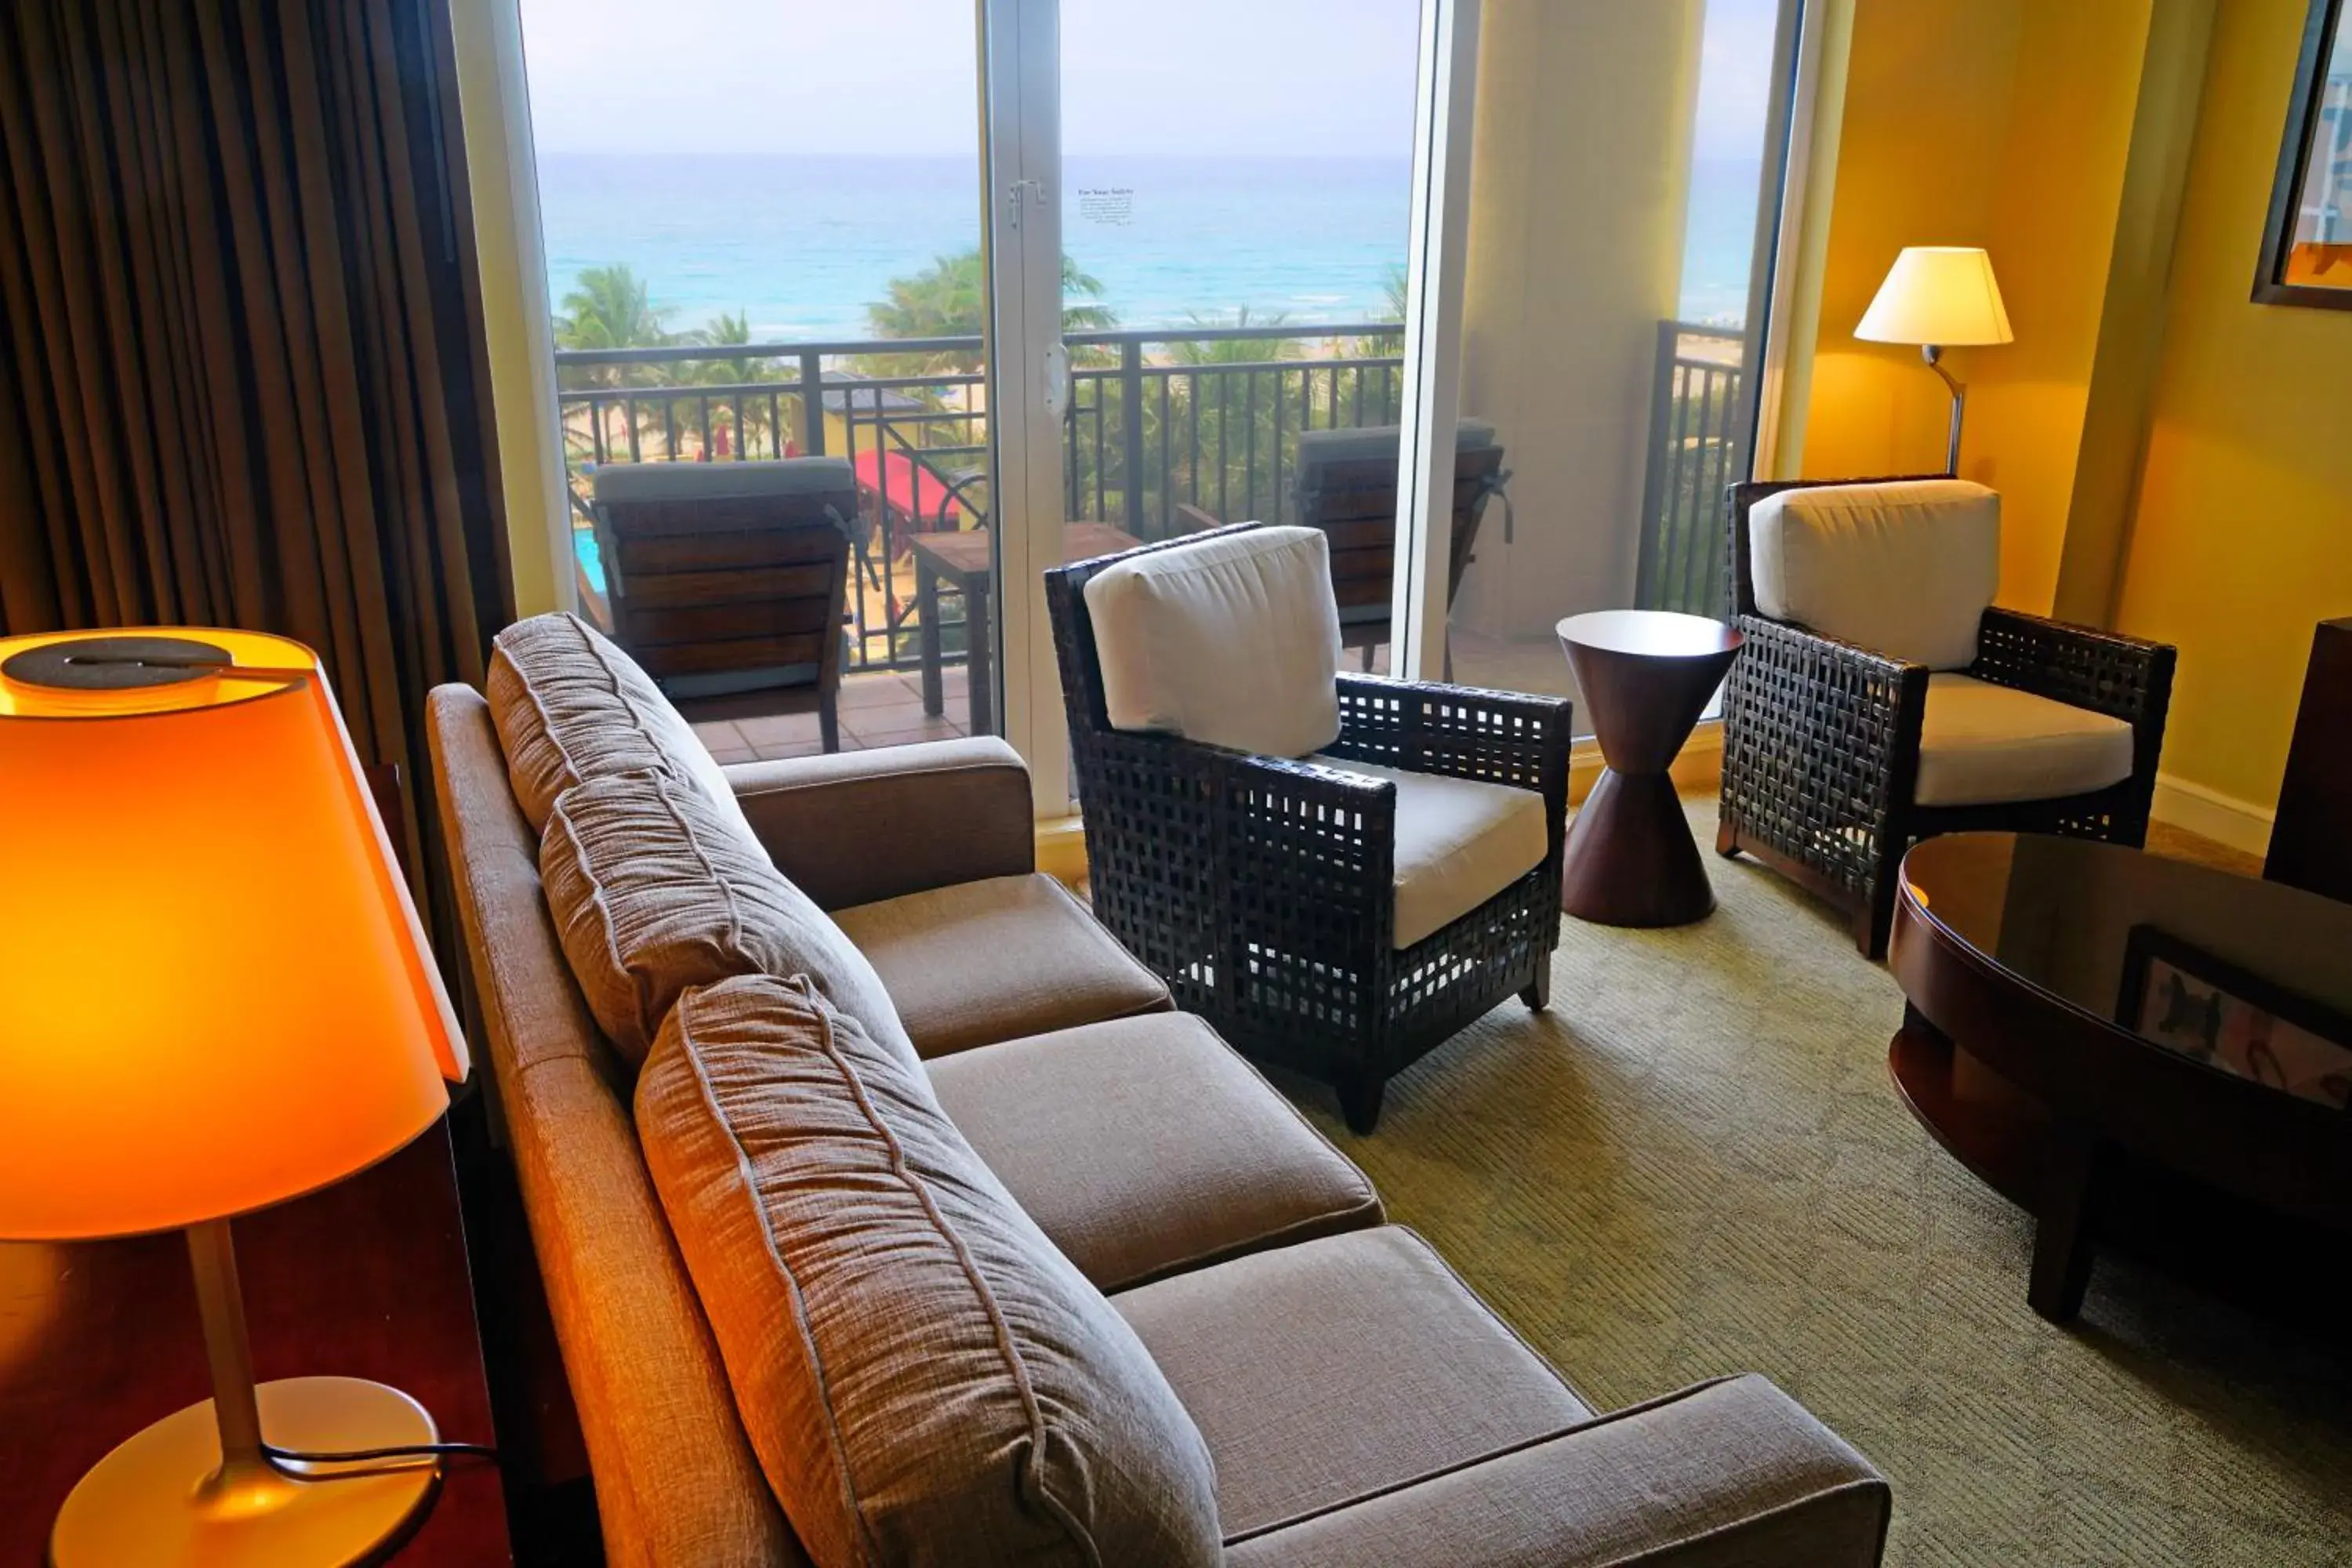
{"left": 0, "top": 629, "right": 466, "bottom": 1240}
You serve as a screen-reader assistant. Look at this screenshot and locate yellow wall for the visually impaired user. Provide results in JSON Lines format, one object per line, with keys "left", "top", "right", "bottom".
{"left": 1793, "top": 0, "right": 2351, "bottom": 829}
{"left": 2114, "top": 0, "right": 2352, "bottom": 813}
{"left": 1798, "top": 0, "right": 2154, "bottom": 615}
{"left": 452, "top": 0, "right": 571, "bottom": 620}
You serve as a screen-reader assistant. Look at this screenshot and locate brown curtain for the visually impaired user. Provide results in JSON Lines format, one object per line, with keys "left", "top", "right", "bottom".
{"left": 0, "top": 0, "right": 511, "bottom": 938}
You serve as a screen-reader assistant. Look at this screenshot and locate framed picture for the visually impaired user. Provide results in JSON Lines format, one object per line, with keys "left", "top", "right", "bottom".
{"left": 2117, "top": 925, "right": 2352, "bottom": 1110}
{"left": 2255, "top": 0, "right": 2352, "bottom": 308}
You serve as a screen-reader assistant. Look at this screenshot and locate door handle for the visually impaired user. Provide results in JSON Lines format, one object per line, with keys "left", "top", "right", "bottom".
{"left": 1042, "top": 340, "right": 1069, "bottom": 419}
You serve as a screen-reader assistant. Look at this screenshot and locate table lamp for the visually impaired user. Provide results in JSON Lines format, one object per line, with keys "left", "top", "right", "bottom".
{"left": 0, "top": 628, "right": 470, "bottom": 1566}
{"left": 1855, "top": 245, "right": 2014, "bottom": 474}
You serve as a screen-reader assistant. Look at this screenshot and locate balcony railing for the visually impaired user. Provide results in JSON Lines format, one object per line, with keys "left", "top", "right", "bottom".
{"left": 553, "top": 318, "right": 1740, "bottom": 674}
{"left": 1634, "top": 321, "right": 1749, "bottom": 619}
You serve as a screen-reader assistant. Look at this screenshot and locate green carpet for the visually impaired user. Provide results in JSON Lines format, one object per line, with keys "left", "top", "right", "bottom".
{"left": 1291, "top": 807, "right": 2352, "bottom": 1566}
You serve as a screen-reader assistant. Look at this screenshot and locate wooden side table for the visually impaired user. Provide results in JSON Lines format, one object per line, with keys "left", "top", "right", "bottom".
{"left": 1555, "top": 609, "right": 1742, "bottom": 926}
{"left": 0, "top": 1117, "right": 512, "bottom": 1566}
{"left": 913, "top": 521, "right": 1140, "bottom": 736}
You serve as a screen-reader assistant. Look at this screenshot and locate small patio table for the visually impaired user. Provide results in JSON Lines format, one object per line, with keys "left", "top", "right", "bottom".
{"left": 913, "top": 521, "right": 1141, "bottom": 736}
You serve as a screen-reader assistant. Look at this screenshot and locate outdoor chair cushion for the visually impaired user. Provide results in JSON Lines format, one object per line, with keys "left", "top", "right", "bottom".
{"left": 1083, "top": 524, "right": 1343, "bottom": 758}
{"left": 832, "top": 872, "right": 1171, "bottom": 1058}
{"left": 1748, "top": 479, "right": 1999, "bottom": 670}
{"left": 590, "top": 455, "right": 856, "bottom": 506}
{"left": 926, "top": 1012, "right": 1384, "bottom": 1292}
{"left": 487, "top": 611, "right": 748, "bottom": 835}
{"left": 1312, "top": 757, "right": 1549, "bottom": 948}
{"left": 1112, "top": 1226, "right": 1591, "bottom": 1543}
{"left": 637, "top": 974, "right": 1223, "bottom": 1568}
{"left": 1914, "top": 673, "right": 2135, "bottom": 807}
{"left": 539, "top": 767, "right": 914, "bottom": 1067}
{"left": 1292, "top": 417, "right": 1497, "bottom": 471}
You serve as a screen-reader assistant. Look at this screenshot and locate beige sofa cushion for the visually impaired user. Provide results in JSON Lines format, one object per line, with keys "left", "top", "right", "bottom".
{"left": 1083, "top": 525, "right": 1342, "bottom": 757}
{"left": 833, "top": 873, "right": 1170, "bottom": 1058}
{"left": 1311, "top": 759, "right": 1549, "bottom": 948}
{"left": 927, "top": 1013, "right": 1383, "bottom": 1291}
{"left": 1914, "top": 673, "right": 2135, "bottom": 807}
{"left": 488, "top": 611, "right": 748, "bottom": 835}
{"left": 539, "top": 768, "right": 913, "bottom": 1067}
{"left": 1112, "top": 1226, "right": 1590, "bottom": 1542}
{"left": 1749, "top": 480, "right": 1999, "bottom": 670}
{"left": 637, "top": 975, "right": 1223, "bottom": 1568}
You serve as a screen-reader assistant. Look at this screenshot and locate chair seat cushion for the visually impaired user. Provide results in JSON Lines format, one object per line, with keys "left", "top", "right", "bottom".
{"left": 1082, "top": 524, "right": 1343, "bottom": 758}
{"left": 926, "top": 1013, "right": 1384, "bottom": 1292}
{"left": 539, "top": 768, "right": 915, "bottom": 1066}
{"left": 833, "top": 873, "right": 1171, "bottom": 1058}
{"left": 1915, "top": 673, "right": 2135, "bottom": 807}
{"left": 1112, "top": 1227, "right": 1591, "bottom": 1542}
{"left": 1312, "top": 759, "right": 1549, "bottom": 948}
{"left": 1749, "top": 479, "right": 1999, "bottom": 670}
{"left": 636, "top": 975, "right": 1222, "bottom": 1567}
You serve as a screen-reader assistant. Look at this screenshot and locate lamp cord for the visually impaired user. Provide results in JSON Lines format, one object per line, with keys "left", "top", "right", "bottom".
{"left": 263, "top": 1439, "right": 499, "bottom": 1474}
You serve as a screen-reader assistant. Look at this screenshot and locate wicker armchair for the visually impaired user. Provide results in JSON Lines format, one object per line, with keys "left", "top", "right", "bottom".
{"left": 1047, "top": 524, "right": 1572, "bottom": 1134}
{"left": 1717, "top": 476, "right": 2176, "bottom": 957}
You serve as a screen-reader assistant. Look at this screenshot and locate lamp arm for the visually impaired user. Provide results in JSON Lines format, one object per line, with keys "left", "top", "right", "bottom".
{"left": 1922, "top": 343, "right": 1966, "bottom": 476}
{"left": 186, "top": 1221, "right": 277, "bottom": 1501}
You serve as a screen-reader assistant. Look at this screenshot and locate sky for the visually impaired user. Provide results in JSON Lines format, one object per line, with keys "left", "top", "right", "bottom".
{"left": 518, "top": 0, "right": 1783, "bottom": 162}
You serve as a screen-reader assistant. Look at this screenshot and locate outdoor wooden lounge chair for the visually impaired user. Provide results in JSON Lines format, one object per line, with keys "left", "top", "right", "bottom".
{"left": 1177, "top": 420, "right": 1508, "bottom": 670}
{"left": 1717, "top": 475, "right": 2175, "bottom": 956}
{"left": 1047, "top": 522, "right": 1571, "bottom": 1133}
{"left": 588, "top": 458, "right": 858, "bottom": 750}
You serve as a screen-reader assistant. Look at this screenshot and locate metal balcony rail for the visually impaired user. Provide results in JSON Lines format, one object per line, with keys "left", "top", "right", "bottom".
{"left": 554, "top": 318, "right": 1740, "bottom": 674}
{"left": 1633, "top": 321, "right": 1750, "bottom": 619}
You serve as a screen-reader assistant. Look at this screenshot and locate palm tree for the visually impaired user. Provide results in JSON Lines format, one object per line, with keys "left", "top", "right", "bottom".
{"left": 1165, "top": 305, "right": 1301, "bottom": 365}
{"left": 859, "top": 249, "right": 1117, "bottom": 376}
{"left": 688, "top": 310, "right": 781, "bottom": 458}
{"left": 554, "top": 264, "right": 677, "bottom": 380}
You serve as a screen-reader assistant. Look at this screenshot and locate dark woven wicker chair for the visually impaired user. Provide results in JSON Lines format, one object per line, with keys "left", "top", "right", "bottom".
{"left": 1717, "top": 475, "right": 2176, "bottom": 958}
{"left": 589, "top": 458, "right": 858, "bottom": 750}
{"left": 1046, "top": 524, "right": 1573, "bottom": 1134}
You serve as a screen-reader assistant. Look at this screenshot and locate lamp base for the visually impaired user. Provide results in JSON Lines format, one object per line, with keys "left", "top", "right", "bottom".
{"left": 51, "top": 1375, "right": 439, "bottom": 1568}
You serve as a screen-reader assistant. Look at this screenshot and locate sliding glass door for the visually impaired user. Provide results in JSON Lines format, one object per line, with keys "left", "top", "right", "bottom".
{"left": 1439, "top": 0, "right": 1809, "bottom": 720}
{"left": 516, "top": 0, "right": 1006, "bottom": 761}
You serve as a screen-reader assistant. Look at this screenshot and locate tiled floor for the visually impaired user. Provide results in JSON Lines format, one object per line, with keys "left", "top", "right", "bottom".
{"left": 691, "top": 666, "right": 976, "bottom": 762}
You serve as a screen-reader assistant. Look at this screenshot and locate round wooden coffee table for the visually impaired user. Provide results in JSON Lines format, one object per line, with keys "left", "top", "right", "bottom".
{"left": 1890, "top": 833, "right": 2352, "bottom": 1321}
{"left": 1555, "top": 609, "right": 1741, "bottom": 926}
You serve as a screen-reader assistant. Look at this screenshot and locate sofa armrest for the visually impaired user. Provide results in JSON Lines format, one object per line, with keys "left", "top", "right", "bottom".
{"left": 722, "top": 736, "right": 1034, "bottom": 910}
{"left": 1225, "top": 1374, "right": 1889, "bottom": 1568}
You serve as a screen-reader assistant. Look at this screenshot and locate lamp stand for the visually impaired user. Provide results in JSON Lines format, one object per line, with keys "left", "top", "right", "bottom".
{"left": 49, "top": 1219, "right": 441, "bottom": 1566}
{"left": 1922, "top": 343, "right": 1966, "bottom": 476}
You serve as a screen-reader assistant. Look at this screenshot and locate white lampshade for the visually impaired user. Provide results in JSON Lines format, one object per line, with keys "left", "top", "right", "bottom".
{"left": 1856, "top": 247, "right": 2014, "bottom": 347}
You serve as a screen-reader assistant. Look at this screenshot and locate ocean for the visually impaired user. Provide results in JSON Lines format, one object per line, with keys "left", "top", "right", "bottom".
{"left": 536, "top": 152, "right": 1765, "bottom": 343}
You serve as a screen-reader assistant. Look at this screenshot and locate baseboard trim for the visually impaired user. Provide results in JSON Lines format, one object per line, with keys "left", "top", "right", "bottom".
{"left": 2151, "top": 772, "right": 2274, "bottom": 858}
{"left": 1035, "top": 814, "right": 1090, "bottom": 889}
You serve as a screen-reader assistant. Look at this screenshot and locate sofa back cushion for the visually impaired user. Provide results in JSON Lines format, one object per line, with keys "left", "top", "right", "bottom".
{"left": 637, "top": 975, "right": 1223, "bottom": 1568}
{"left": 1083, "top": 525, "right": 1341, "bottom": 758}
{"left": 1748, "top": 479, "right": 2000, "bottom": 670}
{"left": 488, "top": 611, "right": 750, "bottom": 835}
{"left": 539, "top": 768, "right": 913, "bottom": 1068}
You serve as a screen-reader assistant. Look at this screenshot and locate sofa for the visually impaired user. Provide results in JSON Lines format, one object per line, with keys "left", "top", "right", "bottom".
{"left": 428, "top": 611, "right": 1890, "bottom": 1566}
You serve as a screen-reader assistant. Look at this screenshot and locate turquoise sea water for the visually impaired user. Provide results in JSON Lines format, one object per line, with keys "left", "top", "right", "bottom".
{"left": 537, "top": 152, "right": 1764, "bottom": 343}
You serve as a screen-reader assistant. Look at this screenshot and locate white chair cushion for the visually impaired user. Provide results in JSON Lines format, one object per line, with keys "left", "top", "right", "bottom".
{"left": 1083, "top": 526, "right": 1342, "bottom": 758}
{"left": 1312, "top": 758, "right": 1548, "bottom": 949}
{"left": 1914, "top": 673, "right": 2135, "bottom": 808}
{"left": 1750, "top": 480, "right": 2000, "bottom": 670}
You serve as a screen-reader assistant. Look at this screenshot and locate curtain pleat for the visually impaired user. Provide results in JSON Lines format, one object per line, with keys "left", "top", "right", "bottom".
{"left": 0, "top": 0, "right": 511, "bottom": 956}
